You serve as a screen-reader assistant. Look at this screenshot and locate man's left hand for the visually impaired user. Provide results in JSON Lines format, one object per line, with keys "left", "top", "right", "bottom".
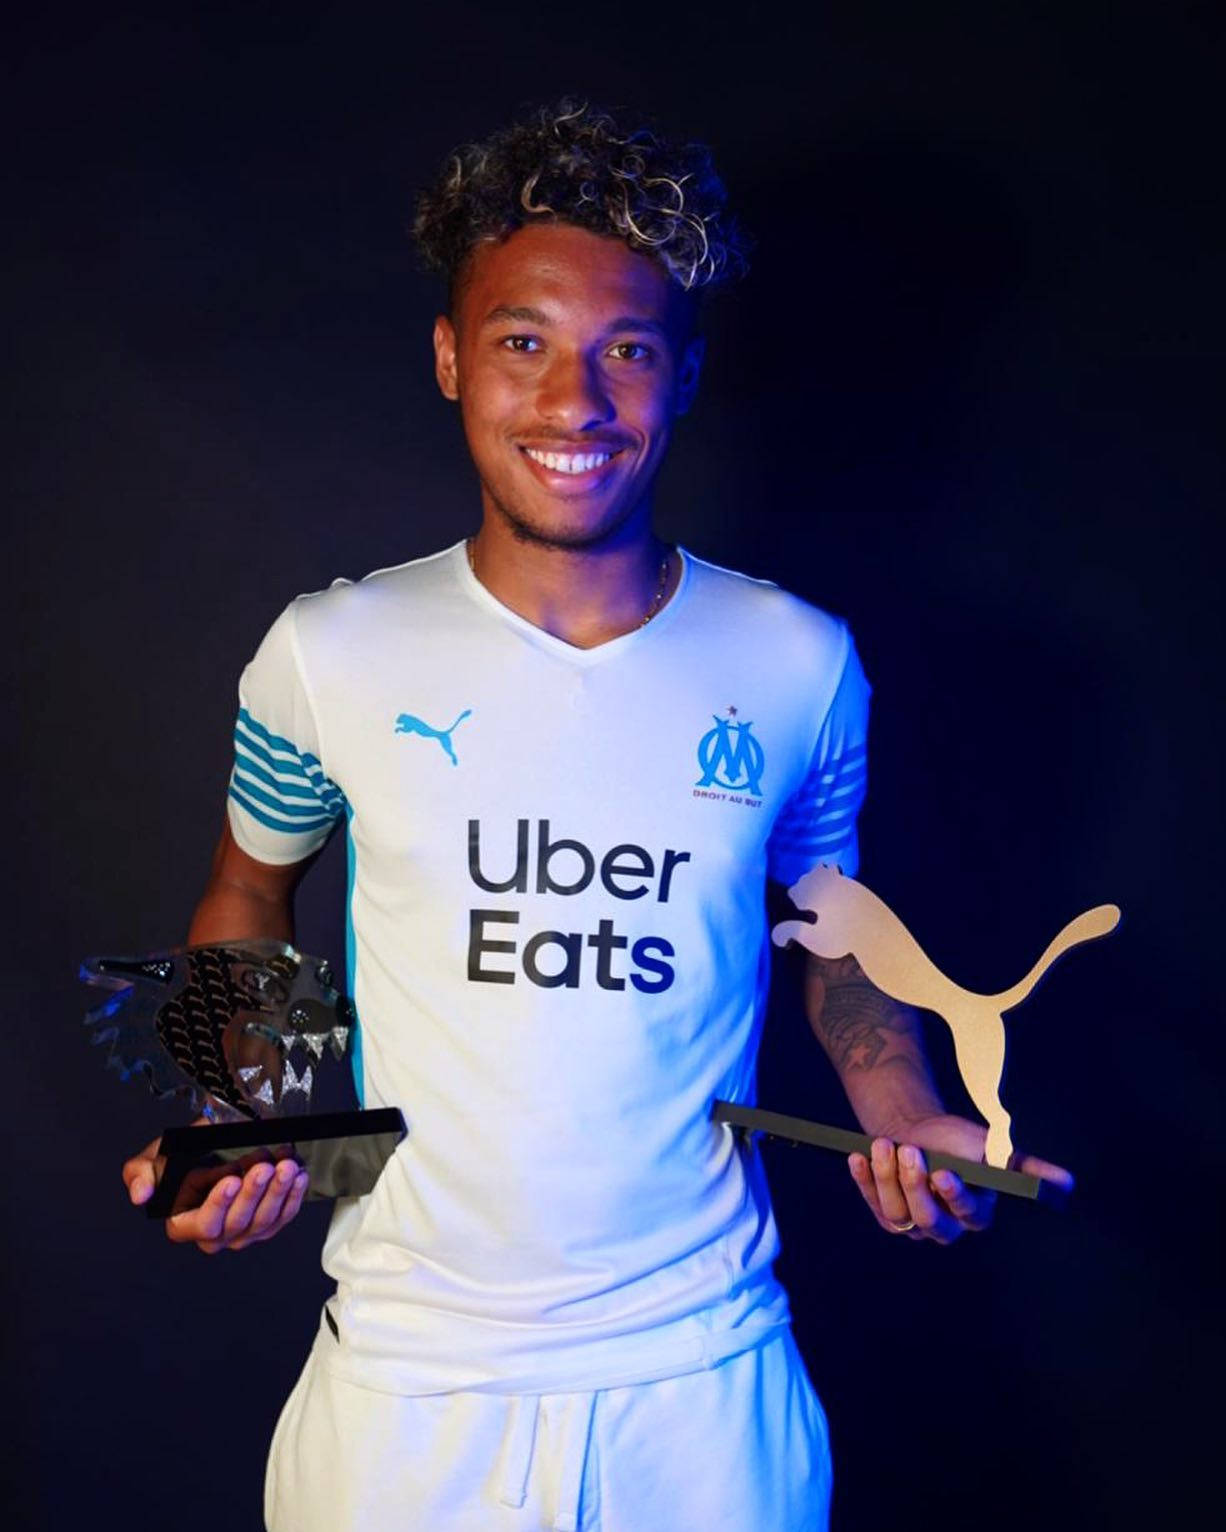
{"left": 847, "top": 1114, "right": 1073, "bottom": 1244}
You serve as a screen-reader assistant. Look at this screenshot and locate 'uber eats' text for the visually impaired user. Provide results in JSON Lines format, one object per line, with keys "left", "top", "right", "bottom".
{"left": 466, "top": 819, "right": 690, "bottom": 992}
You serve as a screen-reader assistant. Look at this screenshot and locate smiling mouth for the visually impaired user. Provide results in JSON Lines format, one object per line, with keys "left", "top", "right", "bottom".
{"left": 520, "top": 446, "right": 623, "bottom": 475}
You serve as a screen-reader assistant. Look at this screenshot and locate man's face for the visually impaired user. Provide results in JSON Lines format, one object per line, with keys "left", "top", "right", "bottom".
{"left": 433, "top": 223, "right": 703, "bottom": 550}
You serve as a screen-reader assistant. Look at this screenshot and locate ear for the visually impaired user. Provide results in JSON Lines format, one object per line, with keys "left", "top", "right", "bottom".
{"left": 433, "top": 315, "right": 459, "bottom": 401}
{"left": 674, "top": 334, "right": 705, "bottom": 417}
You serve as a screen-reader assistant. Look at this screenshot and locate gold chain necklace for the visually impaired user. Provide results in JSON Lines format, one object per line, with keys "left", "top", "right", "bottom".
{"left": 466, "top": 538, "right": 672, "bottom": 629}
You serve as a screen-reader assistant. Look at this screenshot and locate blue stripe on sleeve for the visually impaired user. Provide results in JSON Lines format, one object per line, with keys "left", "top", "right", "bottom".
{"left": 233, "top": 747, "right": 330, "bottom": 801}
{"left": 228, "top": 785, "right": 337, "bottom": 837}
{"left": 229, "top": 774, "right": 344, "bottom": 821}
{"left": 232, "top": 746, "right": 344, "bottom": 817}
{"left": 784, "top": 826, "right": 859, "bottom": 857}
{"left": 233, "top": 722, "right": 316, "bottom": 780}
{"left": 236, "top": 707, "right": 308, "bottom": 758}
{"left": 768, "top": 750, "right": 868, "bottom": 883}
{"left": 230, "top": 707, "right": 347, "bottom": 834}
{"left": 300, "top": 765, "right": 345, "bottom": 814}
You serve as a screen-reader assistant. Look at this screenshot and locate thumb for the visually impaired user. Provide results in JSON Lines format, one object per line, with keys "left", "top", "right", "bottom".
{"left": 122, "top": 1138, "right": 163, "bottom": 1204}
{"left": 124, "top": 1164, "right": 154, "bottom": 1205}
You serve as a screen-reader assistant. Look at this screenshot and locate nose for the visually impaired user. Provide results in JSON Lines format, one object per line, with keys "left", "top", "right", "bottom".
{"left": 536, "top": 349, "right": 615, "bottom": 432}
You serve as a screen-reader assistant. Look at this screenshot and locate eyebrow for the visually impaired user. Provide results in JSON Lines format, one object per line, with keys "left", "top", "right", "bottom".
{"left": 481, "top": 305, "right": 670, "bottom": 339}
{"left": 482, "top": 305, "right": 550, "bottom": 326}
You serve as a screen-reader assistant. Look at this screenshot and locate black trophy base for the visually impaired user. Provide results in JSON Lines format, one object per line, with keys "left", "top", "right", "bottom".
{"left": 711, "top": 1101, "right": 1069, "bottom": 1204}
{"left": 148, "top": 1108, "right": 407, "bottom": 1219}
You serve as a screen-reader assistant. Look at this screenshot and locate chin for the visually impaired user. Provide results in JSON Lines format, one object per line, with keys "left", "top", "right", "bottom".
{"left": 494, "top": 497, "right": 641, "bottom": 553}
{"left": 510, "top": 521, "right": 619, "bottom": 552}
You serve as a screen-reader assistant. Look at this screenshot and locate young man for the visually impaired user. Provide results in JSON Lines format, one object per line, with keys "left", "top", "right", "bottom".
{"left": 123, "top": 103, "right": 1067, "bottom": 1530}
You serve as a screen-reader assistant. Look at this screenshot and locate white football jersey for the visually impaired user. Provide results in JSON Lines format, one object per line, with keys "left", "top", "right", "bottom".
{"left": 228, "top": 541, "right": 869, "bottom": 1395}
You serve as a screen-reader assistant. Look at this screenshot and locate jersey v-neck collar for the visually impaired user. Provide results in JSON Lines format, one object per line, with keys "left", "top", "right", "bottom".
{"left": 449, "top": 539, "right": 692, "bottom": 668}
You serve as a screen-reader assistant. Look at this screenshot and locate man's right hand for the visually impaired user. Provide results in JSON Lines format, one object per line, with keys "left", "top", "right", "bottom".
{"left": 126, "top": 823, "right": 315, "bottom": 1251}
{"left": 122, "top": 1131, "right": 310, "bottom": 1254}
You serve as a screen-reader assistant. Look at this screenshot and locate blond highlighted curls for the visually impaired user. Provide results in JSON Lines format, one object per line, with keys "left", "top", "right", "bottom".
{"left": 413, "top": 100, "right": 750, "bottom": 299}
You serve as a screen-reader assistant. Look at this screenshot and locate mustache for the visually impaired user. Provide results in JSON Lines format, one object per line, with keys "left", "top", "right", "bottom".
{"left": 516, "top": 435, "right": 632, "bottom": 450}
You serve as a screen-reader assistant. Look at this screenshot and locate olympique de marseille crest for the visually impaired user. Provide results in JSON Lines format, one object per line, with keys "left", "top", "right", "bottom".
{"left": 695, "top": 708, "right": 765, "bottom": 797}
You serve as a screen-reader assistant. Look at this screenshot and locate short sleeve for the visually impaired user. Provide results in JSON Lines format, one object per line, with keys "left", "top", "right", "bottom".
{"left": 226, "top": 601, "right": 347, "bottom": 866}
{"left": 766, "top": 638, "right": 870, "bottom": 885}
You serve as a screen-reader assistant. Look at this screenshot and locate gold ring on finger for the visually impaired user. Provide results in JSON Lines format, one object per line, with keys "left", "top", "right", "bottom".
{"left": 885, "top": 1216, "right": 916, "bottom": 1233}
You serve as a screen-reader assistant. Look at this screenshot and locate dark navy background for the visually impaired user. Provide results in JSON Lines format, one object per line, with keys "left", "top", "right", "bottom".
{"left": 7, "top": 4, "right": 1220, "bottom": 1527}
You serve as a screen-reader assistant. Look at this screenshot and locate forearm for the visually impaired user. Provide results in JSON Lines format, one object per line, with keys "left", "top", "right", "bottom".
{"left": 804, "top": 953, "right": 944, "bottom": 1139}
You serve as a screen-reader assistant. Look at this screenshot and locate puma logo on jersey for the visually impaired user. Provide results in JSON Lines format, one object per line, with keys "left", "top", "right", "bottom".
{"left": 394, "top": 709, "right": 472, "bottom": 765}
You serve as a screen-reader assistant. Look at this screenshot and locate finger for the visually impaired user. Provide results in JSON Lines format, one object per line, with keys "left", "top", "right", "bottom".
{"left": 848, "top": 1152, "right": 885, "bottom": 1221}
{"left": 870, "top": 1138, "right": 915, "bottom": 1230}
{"left": 170, "top": 1159, "right": 245, "bottom": 1215}
{"left": 930, "top": 1167, "right": 996, "bottom": 1232}
{"left": 122, "top": 1139, "right": 163, "bottom": 1205}
{"left": 277, "top": 1168, "right": 310, "bottom": 1228}
{"left": 218, "top": 1160, "right": 281, "bottom": 1244}
{"left": 123, "top": 1161, "right": 155, "bottom": 1206}
{"left": 236, "top": 1167, "right": 309, "bottom": 1249}
{"left": 896, "top": 1145, "right": 960, "bottom": 1243}
{"left": 226, "top": 1159, "right": 300, "bottom": 1249}
{"left": 193, "top": 1161, "right": 278, "bottom": 1254}
{"left": 165, "top": 1176, "right": 242, "bottom": 1247}
{"left": 175, "top": 1162, "right": 272, "bottom": 1251}
{"left": 1012, "top": 1152, "right": 1075, "bottom": 1193}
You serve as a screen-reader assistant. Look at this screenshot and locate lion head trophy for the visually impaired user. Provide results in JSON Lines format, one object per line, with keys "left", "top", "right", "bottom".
{"left": 81, "top": 942, "right": 352, "bottom": 1120}
{"left": 82, "top": 942, "right": 405, "bottom": 1215}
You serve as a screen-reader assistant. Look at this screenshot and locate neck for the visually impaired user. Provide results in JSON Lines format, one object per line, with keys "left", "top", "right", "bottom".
{"left": 467, "top": 519, "right": 678, "bottom": 649}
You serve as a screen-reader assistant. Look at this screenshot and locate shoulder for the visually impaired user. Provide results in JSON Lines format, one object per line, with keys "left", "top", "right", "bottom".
{"left": 681, "top": 549, "right": 853, "bottom": 674}
{"left": 284, "top": 542, "right": 466, "bottom": 645}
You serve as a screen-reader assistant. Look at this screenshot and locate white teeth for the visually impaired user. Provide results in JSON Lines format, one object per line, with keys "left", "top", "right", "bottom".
{"left": 524, "top": 448, "right": 613, "bottom": 474}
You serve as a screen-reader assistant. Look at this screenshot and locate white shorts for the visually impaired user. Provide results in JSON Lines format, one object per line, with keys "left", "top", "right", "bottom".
{"left": 265, "top": 1329, "right": 831, "bottom": 1531}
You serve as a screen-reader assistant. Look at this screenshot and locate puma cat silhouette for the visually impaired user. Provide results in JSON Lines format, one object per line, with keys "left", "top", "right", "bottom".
{"left": 771, "top": 864, "right": 1120, "bottom": 1167}
{"left": 394, "top": 709, "right": 472, "bottom": 766}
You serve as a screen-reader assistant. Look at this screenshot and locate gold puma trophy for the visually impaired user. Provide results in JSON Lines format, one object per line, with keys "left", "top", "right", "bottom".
{"left": 714, "top": 865, "right": 1120, "bottom": 1199}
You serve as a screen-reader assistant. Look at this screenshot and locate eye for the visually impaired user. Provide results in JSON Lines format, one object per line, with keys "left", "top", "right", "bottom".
{"left": 501, "top": 334, "right": 541, "bottom": 354}
{"left": 609, "top": 341, "right": 651, "bottom": 362}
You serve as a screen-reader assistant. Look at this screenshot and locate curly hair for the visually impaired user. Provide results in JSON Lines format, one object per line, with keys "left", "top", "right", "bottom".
{"left": 413, "top": 100, "right": 749, "bottom": 303}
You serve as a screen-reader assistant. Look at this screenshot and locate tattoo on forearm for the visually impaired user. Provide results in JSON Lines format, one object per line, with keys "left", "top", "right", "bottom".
{"left": 809, "top": 956, "right": 922, "bottom": 1075}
